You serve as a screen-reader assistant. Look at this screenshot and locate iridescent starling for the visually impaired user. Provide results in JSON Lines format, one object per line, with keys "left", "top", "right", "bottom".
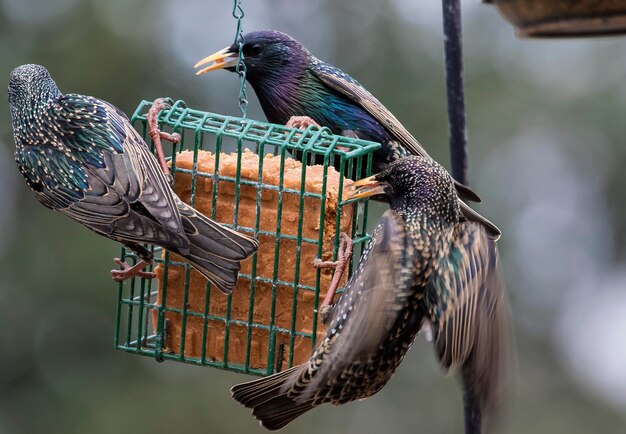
{"left": 8, "top": 64, "right": 258, "bottom": 294}
{"left": 230, "top": 156, "right": 510, "bottom": 433}
{"left": 194, "top": 30, "right": 500, "bottom": 240}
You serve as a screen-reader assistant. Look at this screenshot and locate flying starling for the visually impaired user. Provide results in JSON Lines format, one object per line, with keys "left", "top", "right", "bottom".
{"left": 8, "top": 64, "right": 258, "bottom": 294}
{"left": 230, "top": 156, "right": 511, "bottom": 433}
{"left": 194, "top": 29, "right": 500, "bottom": 240}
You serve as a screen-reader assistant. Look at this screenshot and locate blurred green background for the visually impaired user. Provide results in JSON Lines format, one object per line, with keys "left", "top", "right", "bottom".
{"left": 1, "top": 1, "right": 625, "bottom": 433}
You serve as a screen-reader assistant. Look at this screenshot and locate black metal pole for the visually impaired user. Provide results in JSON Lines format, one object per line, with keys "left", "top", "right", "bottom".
{"left": 442, "top": 0, "right": 468, "bottom": 186}
{"left": 443, "top": 2, "right": 479, "bottom": 433}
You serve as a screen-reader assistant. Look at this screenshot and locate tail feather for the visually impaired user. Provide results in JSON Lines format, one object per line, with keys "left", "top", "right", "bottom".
{"left": 454, "top": 180, "right": 482, "bottom": 203}
{"left": 254, "top": 400, "right": 314, "bottom": 431}
{"left": 176, "top": 199, "right": 258, "bottom": 294}
{"left": 231, "top": 366, "right": 316, "bottom": 431}
{"left": 232, "top": 366, "right": 300, "bottom": 407}
{"left": 459, "top": 202, "right": 501, "bottom": 240}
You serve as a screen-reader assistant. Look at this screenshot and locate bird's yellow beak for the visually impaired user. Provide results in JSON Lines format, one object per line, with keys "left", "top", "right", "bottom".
{"left": 347, "top": 175, "right": 388, "bottom": 200}
{"left": 194, "top": 47, "right": 238, "bottom": 75}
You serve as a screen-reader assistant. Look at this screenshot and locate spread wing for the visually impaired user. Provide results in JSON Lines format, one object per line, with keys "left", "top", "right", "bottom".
{"left": 426, "top": 222, "right": 511, "bottom": 417}
{"left": 298, "top": 210, "right": 418, "bottom": 397}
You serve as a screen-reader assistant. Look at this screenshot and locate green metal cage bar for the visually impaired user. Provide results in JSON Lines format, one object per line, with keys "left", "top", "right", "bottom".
{"left": 114, "top": 99, "right": 380, "bottom": 376}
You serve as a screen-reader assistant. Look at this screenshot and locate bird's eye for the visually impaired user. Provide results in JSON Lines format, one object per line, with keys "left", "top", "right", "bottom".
{"left": 247, "top": 44, "right": 262, "bottom": 56}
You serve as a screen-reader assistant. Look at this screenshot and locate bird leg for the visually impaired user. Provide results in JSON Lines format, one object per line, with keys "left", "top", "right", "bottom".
{"left": 286, "top": 116, "right": 351, "bottom": 156}
{"left": 286, "top": 116, "right": 322, "bottom": 130}
{"left": 314, "top": 233, "right": 353, "bottom": 323}
{"left": 147, "top": 98, "right": 181, "bottom": 182}
{"left": 111, "top": 258, "right": 156, "bottom": 282}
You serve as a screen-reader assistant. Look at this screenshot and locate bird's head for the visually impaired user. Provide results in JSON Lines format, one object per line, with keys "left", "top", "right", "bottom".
{"left": 8, "top": 64, "right": 61, "bottom": 123}
{"left": 349, "top": 156, "right": 460, "bottom": 220}
{"left": 194, "top": 30, "right": 309, "bottom": 84}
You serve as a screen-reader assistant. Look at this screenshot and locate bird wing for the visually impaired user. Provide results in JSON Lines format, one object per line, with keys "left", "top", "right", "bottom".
{"left": 425, "top": 222, "right": 510, "bottom": 415}
{"left": 45, "top": 94, "right": 188, "bottom": 248}
{"left": 310, "top": 59, "right": 431, "bottom": 158}
{"left": 295, "top": 210, "right": 418, "bottom": 398}
{"left": 310, "top": 60, "right": 483, "bottom": 204}
{"left": 15, "top": 144, "right": 88, "bottom": 211}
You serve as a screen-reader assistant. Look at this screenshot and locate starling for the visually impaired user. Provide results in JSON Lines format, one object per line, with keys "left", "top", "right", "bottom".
{"left": 194, "top": 29, "right": 500, "bottom": 240}
{"left": 230, "top": 156, "right": 511, "bottom": 433}
{"left": 8, "top": 64, "right": 258, "bottom": 294}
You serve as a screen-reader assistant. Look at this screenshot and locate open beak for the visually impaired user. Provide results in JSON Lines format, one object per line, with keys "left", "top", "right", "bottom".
{"left": 347, "top": 175, "right": 388, "bottom": 200}
{"left": 194, "top": 47, "right": 238, "bottom": 75}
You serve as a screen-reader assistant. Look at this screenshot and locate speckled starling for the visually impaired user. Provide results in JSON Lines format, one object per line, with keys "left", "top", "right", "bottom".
{"left": 8, "top": 64, "right": 258, "bottom": 293}
{"left": 230, "top": 156, "right": 510, "bottom": 433}
{"left": 194, "top": 30, "right": 500, "bottom": 240}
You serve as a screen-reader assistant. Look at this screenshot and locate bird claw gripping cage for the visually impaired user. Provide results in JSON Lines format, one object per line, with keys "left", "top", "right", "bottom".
{"left": 114, "top": 99, "right": 380, "bottom": 376}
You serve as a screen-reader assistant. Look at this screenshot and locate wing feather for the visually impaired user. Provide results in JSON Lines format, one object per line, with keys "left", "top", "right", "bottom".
{"left": 47, "top": 96, "right": 189, "bottom": 250}
{"left": 296, "top": 210, "right": 418, "bottom": 398}
{"left": 311, "top": 61, "right": 431, "bottom": 159}
{"left": 426, "top": 222, "right": 511, "bottom": 417}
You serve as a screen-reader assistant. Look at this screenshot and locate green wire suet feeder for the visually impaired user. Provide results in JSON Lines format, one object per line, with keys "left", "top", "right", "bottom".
{"left": 114, "top": 100, "right": 380, "bottom": 376}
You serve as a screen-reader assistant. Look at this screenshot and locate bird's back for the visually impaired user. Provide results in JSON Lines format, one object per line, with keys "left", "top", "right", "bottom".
{"left": 12, "top": 87, "right": 190, "bottom": 251}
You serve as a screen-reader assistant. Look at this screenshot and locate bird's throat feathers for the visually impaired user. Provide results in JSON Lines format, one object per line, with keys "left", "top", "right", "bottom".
{"left": 250, "top": 72, "right": 303, "bottom": 122}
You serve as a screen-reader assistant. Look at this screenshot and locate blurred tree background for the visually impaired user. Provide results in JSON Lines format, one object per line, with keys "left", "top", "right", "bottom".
{"left": 1, "top": 1, "right": 625, "bottom": 433}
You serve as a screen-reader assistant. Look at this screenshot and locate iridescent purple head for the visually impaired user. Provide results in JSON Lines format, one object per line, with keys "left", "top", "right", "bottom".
{"left": 194, "top": 30, "right": 310, "bottom": 86}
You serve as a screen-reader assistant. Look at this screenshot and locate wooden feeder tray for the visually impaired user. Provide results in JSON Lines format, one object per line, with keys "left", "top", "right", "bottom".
{"left": 485, "top": 0, "right": 626, "bottom": 37}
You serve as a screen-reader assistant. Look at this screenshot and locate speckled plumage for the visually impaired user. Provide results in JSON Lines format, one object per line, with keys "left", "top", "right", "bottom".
{"left": 8, "top": 64, "right": 258, "bottom": 293}
{"left": 199, "top": 30, "right": 501, "bottom": 240}
{"left": 231, "top": 156, "right": 510, "bottom": 432}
